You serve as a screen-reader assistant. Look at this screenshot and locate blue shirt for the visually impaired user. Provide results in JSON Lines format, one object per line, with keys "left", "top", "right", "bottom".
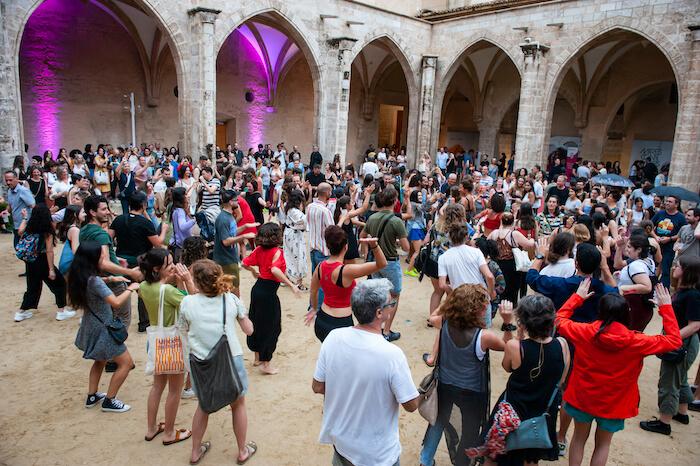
{"left": 526, "top": 270, "right": 618, "bottom": 323}
{"left": 652, "top": 210, "right": 686, "bottom": 254}
{"left": 213, "top": 209, "right": 239, "bottom": 266}
{"left": 7, "top": 184, "right": 35, "bottom": 228}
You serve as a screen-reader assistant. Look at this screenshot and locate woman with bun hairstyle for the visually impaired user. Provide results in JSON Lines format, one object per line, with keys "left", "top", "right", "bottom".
{"left": 178, "top": 259, "right": 256, "bottom": 465}
{"left": 613, "top": 233, "right": 657, "bottom": 332}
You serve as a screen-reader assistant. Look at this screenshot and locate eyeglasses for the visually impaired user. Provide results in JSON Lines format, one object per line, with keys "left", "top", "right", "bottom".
{"left": 380, "top": 300, "right": 397, "bottom": 311}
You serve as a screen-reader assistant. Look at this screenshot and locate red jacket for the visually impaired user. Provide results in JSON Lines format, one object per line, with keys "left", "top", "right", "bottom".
{"left": 555, "top": 294, "right": 681, "bottom": 420}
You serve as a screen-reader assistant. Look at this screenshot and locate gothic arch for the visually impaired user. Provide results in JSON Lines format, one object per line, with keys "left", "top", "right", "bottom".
{"left": 348, "top": 32, "right": 418, "bottom": 94}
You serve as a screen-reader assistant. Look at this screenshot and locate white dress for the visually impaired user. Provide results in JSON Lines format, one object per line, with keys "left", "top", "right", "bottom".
{"left": 284, "top": 207, "right": 307, "bottom": 280}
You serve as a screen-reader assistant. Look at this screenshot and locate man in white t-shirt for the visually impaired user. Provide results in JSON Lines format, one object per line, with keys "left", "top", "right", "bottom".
{"left": 360, "top": 155, "right": 379, "bottom": 177}
{"left": 312, "top": 279, "right": 419, "bottom": 466}
{"left": 533, "top": 172, "right": 545, "bottom": 211}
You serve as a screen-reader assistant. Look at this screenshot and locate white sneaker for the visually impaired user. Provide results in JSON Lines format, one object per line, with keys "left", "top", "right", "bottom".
{"left": 14, "top": 310, "right": 33, "bottom": 322}
{"left": 181, "top": 388, "right": 196, "bottom": 399}
{"left": 56, "top": 309, "right": 77, "bottom": 321}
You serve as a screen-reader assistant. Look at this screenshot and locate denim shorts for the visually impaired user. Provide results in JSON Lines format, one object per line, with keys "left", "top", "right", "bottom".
{"left": 408, "top": 228, "right": 426, "bottom": 241}
{"left": 372, "top": 260, "right": 402, "bottom": 295}
{"left": 564, "top": 402, "right": 624, "bottom": 432}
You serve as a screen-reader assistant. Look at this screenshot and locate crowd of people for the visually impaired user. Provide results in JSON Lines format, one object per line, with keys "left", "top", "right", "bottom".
{"left": 3, "top": 140, "right": 699, "bottom": 466}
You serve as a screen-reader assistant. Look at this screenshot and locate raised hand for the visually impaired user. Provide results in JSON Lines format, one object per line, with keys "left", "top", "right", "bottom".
{"left": 359, "top": 236, "right": 379, "bottom": 249}
{"left": 576, "top": 277, "right": 595, "bottom": 300}
{"left": 498, "top": 300, "right": 514, "bottom": 324}
{"left": 650, "top": 283, "right": 672, "bottom": 307}
{"left": 536, "top": 236, "right": 549, "bottom": 257}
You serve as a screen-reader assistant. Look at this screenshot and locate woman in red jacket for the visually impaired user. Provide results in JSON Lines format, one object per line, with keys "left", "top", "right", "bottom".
{"left": 555, "top": 278, "right": 681, "bottom": 466}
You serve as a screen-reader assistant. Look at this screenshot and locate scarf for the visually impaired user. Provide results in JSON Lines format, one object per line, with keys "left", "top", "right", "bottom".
{"left": 466, "top": 400, "right": 520, "bottom": 459}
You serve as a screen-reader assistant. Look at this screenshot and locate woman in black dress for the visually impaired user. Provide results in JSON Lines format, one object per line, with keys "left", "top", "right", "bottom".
{"left": 244, "top": 179, "right": 266, "bottom": 225}
{"left": 26, "top": 166, "right": 48, "bottom": 205}
{"left": 484, "top": 295, "right": 570, "bottom": 466}
{"left": 333, "top": 183, "right": 373, "bottom": 263}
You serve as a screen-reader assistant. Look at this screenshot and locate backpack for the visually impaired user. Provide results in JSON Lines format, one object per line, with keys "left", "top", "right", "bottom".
{"left": 15, "top": 233, "right": 40, "bottom": 263}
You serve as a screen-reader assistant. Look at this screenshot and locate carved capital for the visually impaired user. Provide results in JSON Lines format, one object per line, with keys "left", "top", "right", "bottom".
{"left": 327, "top": 37, "right": 357, "bottom": 51}
{"left": 188, "top": 7, "right": 221, "bottom": 24}
{"left": 519, "top": 38, "right": 549, "bottom": 58}
{"left": 422, "top": 55, "right": 438, "bottom": 69}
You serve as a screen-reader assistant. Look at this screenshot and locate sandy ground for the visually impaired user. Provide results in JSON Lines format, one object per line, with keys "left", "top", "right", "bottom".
{"left": 0, "top": 233, "right": 698, "bottom": 466}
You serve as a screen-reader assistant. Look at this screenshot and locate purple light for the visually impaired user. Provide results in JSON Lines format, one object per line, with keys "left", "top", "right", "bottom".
{"left": 19, "top": 0, "right": 69, "bottom": 154}
{"left": 235, "top": 30, "right": 268, "bottom": 147}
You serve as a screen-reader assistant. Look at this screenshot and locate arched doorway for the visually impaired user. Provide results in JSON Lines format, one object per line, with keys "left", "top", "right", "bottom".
{"left": 436, "top": 40, "right": 521, "bottom": 170}
{"left": 18, "top": 0, "right": 182, "bottom": 155}
{"left": 215, "top": 12, "right": 319, "bottom": 159}
{"left": 346, "top": 38, "right": 413, "bottom": 167}
{"left": 546, "top": 29, "right": 677, "bottom": 175}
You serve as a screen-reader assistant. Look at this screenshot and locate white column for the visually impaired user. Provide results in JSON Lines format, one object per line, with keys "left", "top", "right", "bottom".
{"left": 0, "top": 10, "right": 24, "bottom": 175}
{"left": 318, "top": 37, "right": 356, "bottom": 165}
{"left": 415, "top": 55, "right": 438, "bottom": 164}
{"left": 669, "top": 26, "right": 700, "bottom": 192}
{"left": 184, "top": 7, "right": 220, "bottom": 160}
{"left": 514, "top": 41, "right": 549, "bottom": 170}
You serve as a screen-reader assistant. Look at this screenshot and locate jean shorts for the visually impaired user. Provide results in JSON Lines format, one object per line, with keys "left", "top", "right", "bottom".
{"left": 372, "top": 260, "right": 402, "bottom": 295}
{"left": 564, "top": 402, "right": 624, "bottom": 433}
{"left": 408, "top": 228, "right": 426, "bottom": 241}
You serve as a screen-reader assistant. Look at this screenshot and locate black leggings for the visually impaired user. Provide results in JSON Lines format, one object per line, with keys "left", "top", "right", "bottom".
{"left": 497, "top": 258, "right": 520, "bottom": 305}
{"left": 21, "top": 253, "right": 66, "bottom": 310}
{"left": 314, "top": 309, "right": 353, "bottom": 342}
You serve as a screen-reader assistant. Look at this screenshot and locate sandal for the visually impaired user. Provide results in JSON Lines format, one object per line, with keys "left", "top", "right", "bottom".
{"left": 422, "top": 353, "right": 435, "bottom": 367}
{"left": 297, "top": 284, "right": 308, "bottom": 292}
{"left": 144, "top": 422, "right": 165, "bottom": 441}
{"left": 236, "top": 441, "right": 258, "bottom": 464}
{"left": 163, "top": 428, "right": 192, "bottom": 446}
{"left": 190, "top": 441, "right": 211, "bottom": 465}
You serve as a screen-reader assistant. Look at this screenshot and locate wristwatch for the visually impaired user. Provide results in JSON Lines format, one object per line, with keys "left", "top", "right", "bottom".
{"left": 534, "top": 253, "right": 545, "bottom": 260}
{"left": 501, "top": 323, "right": 517, "bottom": 332}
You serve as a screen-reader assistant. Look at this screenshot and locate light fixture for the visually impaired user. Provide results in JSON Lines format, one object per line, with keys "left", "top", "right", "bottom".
{"left": 513, "top": 26, "right": 529, "bottom": 33}
{"left": 347, "top": 20, "right": 364, "bottom": 26}
{"left": 320, "top": 14, "right": 338, "bottom": 20}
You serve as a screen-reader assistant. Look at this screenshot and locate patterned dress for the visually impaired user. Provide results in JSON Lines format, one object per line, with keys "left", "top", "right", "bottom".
{"left": 284, "top": 207, "right": 307, "bottom": 280}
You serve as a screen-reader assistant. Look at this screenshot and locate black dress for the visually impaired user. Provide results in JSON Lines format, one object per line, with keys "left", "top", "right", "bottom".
{"left": 342, "top": 220, "right": 360, "bottom": 260}
{"left": 27, "top": 178, "right": 46, "bottom": 205}
{"left": 491, "top": 339, "right": 564, "bottom": 465}
{"left": 247, "top": 192, "right": 265, "bottom": 225}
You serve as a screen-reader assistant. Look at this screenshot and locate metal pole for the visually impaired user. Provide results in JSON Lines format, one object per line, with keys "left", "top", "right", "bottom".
{"left": 130, "top": 92, "right": 136, "bottom": 148}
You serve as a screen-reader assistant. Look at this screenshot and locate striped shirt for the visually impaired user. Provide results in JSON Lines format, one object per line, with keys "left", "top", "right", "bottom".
{"left": 200, "top": 178, "right": 221, "bottom": 210}
{"left": 306, "top": 199, "right": 333, "bottom": 255}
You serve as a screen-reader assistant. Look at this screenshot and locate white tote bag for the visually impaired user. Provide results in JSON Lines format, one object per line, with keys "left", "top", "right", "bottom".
{"left": 513, "top": 247, "right": 533, "bottom": 272}
{"left": 145, "top": 285, "right": 185, "bottom": 375}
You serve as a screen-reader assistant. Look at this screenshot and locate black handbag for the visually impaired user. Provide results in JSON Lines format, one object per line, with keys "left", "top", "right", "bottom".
{"left": 90, "top": 308, "right": 128, "bottom": 345}
{"left": 656, "top": 346, "right": 688, "bottom": 363}
{"left": 415, "top": 229, "right": 438, "bottom": 281}
{"left": 189, "top": 295, "right": 244, "bottom": 414}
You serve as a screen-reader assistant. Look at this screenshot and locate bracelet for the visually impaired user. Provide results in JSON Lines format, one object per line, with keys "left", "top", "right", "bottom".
{"left": 369, "top": 245, "right": 378, "bottom": 250}
{"left": 501, "top": 323, "right": 517, "bottom": 332}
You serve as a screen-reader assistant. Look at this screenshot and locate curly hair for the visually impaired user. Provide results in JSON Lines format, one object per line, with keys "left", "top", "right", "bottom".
{"left": 191, "top": 259, "right": 233, "bottom": 297}
{"left": 440, "top": 284, "right": 489, "bottom": 330}
{"left": 255, "top": 222, "right": 282, "bottom": 249}
{"left": 181, "top": 236, "right": 208, "bottom": 267}
{"left": 436, "top": 203, "right": 466, "bottom": 233}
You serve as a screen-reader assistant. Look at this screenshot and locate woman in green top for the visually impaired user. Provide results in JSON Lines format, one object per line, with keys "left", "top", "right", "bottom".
{"left": 138, "top": 249, "right": 196, "bottom": 445}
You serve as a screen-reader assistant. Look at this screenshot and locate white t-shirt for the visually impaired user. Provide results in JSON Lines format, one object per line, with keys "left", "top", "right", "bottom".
{"left": 178, "top": 292, "right": 247, "bottom": 359}
{"left": 533, "top": 181, "right": 544, "bottom": 209}
{"left": 314, "top": 327, "right": 418, "bottom": 466}
{"left": 361, "top": 161, "right": 379, "bottom": 177}
{"left": 617, "top": 257, "right": 656, "bottom": 287}
{"left": 438, "top": 244, "right": 487, "bottom": 288}
{"left": 540, "top": 258, "right": 576, "bottom": 278}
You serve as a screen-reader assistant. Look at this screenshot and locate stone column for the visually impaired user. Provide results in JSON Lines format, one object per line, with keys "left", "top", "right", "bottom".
{"left": 416, "top": 55, "right": 438, "bottom": 164}
{"left": 514, "top": 41, "right": 549, "bottom": 170}
{"left": 318, "top": 37, "right": 356, "bottom": 165}
{"left": 183, "top": 7, "right": 220, "bottom": 160}
{"left": 668, "top": 26, "right": 700, "bottom": 192}
{"left": 0, "top": 9, "right": 23, "bottom": 174}
{"left": 477, "top": 122, "right": 499, "bottom": 158}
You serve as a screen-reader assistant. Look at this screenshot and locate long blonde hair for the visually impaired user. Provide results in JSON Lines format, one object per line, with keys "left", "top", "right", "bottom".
{"left": 436, "top": 203, "right": 466, "bottom": 233}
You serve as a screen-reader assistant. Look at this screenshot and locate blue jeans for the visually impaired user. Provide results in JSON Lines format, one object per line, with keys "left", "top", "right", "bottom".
{"left": 311, "top": 249, "right": 328, "bottom": 307}
{"left": 660, "top": 250, "right": 674, "bottom": 288}
{"left": 419, "top": 420, "right": 445, "bottom": 466}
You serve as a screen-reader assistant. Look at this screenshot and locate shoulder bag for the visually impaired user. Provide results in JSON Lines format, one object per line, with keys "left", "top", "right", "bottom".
{"left": 145, "top": 285, "right": 185, "bottom": 375}
{"left": 505, "top": 338, "right": 569, "bottom": 451}
{"left": 189, "top": 294, "right": 244, "bottom": 414}
{"left": 418, "top": 322, "right": 441, "bottom": 425}
{"left": 89, "top": 307, "right": 128, "bottom": 345}
{"left": 508, "top": 230, "right": 533, "bottom": 272}
{"left": 366, "top": 213, "right": 393, "bottom": 262}
{"left": 415, "top": 228, "right": 438, "bottom": 281}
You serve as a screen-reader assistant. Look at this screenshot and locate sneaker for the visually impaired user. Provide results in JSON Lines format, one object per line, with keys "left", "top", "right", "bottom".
{"left": 558, "top": 441, "right": 567, "bottom": 457}
{"left": 14, "top": 310, "right": 33, "bottom": 322}
{"left": 85, "top": 392, "right": 106, "bottom": 408}
{"left": 181, "top": 388, "right": 196, "bottom": 399}
{"left": 105, "top": 361, "right": 118, "bottom": 373}
{"left": 101, "top": 397, "right": 131, "bottom": 413}
{"left": 689, "top": 400, "right": 700, "bottom": 412}
{"left": 56, "top": 309, "right": 77, "bottom": 321}
{"left": 383, "top": 330, "right": 401, "bottom": 342}
{"left": 672, "top": 413, "right": 690, "bottom": 425}
{"left": 404, "top": 268, "right": 420, "bottom": 277}
{"left": 639, "top": 418, "right": 671, "bottom": 435}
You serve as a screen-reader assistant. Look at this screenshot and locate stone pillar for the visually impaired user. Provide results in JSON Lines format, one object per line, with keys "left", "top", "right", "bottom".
{"left": 416, "top": 55, "right": 438, "bottom": 164}
{"left": 514, "top": 41, "right": 549, "bottom": 170}
{"left": 0, "top": 9, "right": 23, "bottom": 174}
{"left": 477, "top": 122, "right": 499, "bottom": 159}
{"left": 318, "top": 37, "right": 356, "bottom": 165}
{"left": 183, "top": 7, "right": 220, "bottom": 160}
{"left": 668, "top": 26, "right": 700, "bottom": 192}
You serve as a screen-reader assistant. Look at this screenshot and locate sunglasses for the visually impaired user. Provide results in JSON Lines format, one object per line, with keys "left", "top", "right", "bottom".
{"left": 380, "top": 300, "right": 397, "bottom": 311}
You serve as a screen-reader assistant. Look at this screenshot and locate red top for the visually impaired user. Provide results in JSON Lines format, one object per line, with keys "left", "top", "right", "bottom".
{"left": 237, "top": 197, "right": 257, "bottom": 235}
{"left": 483, "top": 212, "right": 502, "bottom": 231}
{"left": 517, "top": 227, "right": 535, "bottom": 240}
{"left": 556, "top": 294, "right": 681, "bottom": 419}
{"left": 242, "top": 247, "right": 286, "bottom": 282}
{"left": 318, "top": 261, "right": 356, "bottom": 308}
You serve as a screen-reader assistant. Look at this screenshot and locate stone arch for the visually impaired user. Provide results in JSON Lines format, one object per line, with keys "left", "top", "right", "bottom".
{"left": 348, "top": 31, "right": 419, "bottom": 94}
{"left": 542, "top": 21, "right": 686, "bottom": 163}
{"left": 9, "top": 0, "right": 188, "bottom": 156}
{"left": 213, "top": 5, "right": 324, "bottom": 146}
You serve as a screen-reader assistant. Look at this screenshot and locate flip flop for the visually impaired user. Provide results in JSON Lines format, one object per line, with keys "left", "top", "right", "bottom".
{"left": 236, "top": 441, "right": 258, "bottom": 465}
{"left": 422, "top": 353, "right": 435, "bottom": 367}
{"left": 144, "top": 422, "right": 165, "bottom": 441}
{"left": 190, "top": 441, "right": 211, "bottom": 465}
{"left": 163, "top": 428, "right": 192, "bottom": 446}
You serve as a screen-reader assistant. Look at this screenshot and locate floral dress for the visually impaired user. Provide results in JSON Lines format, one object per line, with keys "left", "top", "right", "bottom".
{"left": 283, "top": 207, "right": 307, "bottom": 280}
